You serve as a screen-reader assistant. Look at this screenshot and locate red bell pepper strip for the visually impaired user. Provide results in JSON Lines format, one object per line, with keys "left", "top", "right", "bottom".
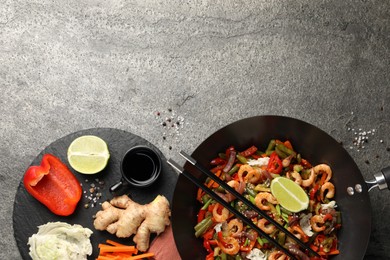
{"left": 310, "top": 184, "right": 320, "bottom": 200}
{"left": 240, "top": 230, "right": 258, "bottom": 252}
{"left": 301, "top": 158, "right": 312, "bottom": 169}
{"left": 210, "top": 157, "right": 227, "bottom": 166}
{"left": 217, "top": 232, "right": 229, "bottom": 248}
{"left": 23, "top": 154, "right": 82, "bottom": 216}
{"left": 205, "top": 252, "right": 214, "bottom": 260}
{"left": 239, "top": 145, "right": 258, "bottom": 157}
{"left": 197, "top": 209, "right": 207, "bottom": 223}
{"left": 267, "top": 152, "right": 283, "bottom": 174}
{"left": 323, "top": 213, "right": 333, "bottom": 222}
{"left": 225, "top": 146, "right": 236, "bottom": 157}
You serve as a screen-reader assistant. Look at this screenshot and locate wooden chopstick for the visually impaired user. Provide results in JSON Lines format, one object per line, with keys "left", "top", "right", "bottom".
{"left": 167, "top": 159, "right": 298, "bottom": 260}
{"left": 178, "top": 151, "right": 321, "bottom": 258}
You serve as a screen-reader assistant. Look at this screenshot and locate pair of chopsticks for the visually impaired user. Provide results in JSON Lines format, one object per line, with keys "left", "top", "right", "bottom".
{"left": 167, "top": 151, "right": 321, "bottom": 260}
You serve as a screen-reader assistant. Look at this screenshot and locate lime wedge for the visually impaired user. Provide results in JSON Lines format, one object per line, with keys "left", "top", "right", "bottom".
{"left": 270, "top": 177, "right": 309, "bottom": 213}
{"left": 67, "top": 135, "right": 110, "bottom": 174}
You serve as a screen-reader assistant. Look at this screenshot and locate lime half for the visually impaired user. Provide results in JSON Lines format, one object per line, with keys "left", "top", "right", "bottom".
{"left": 270, "top": 177, "right": 309, "bottom": 213}
{"left": 67, "top": 135, "right": 110, "bottom": 174}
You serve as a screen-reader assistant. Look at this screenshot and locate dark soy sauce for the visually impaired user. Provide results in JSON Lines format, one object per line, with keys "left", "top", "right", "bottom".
{"left": 122, "top": 152, "right": 156, "bottom": 183}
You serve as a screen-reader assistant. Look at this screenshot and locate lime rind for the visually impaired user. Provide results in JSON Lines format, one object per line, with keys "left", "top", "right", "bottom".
{"left": 270, "top": 177, "right": 309, "bottom": 213}
{"left": 67, "top": 135, "right": 110, "bottom": 174}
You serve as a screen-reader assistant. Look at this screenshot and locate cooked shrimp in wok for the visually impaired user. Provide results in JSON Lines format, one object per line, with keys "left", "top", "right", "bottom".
{"left": 195, "top": 139, "right": 341, "bottom": 259}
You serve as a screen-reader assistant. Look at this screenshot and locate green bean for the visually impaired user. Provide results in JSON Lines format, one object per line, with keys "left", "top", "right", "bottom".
{"left": 201, "top": 198, "right": 213, "bottom": 210}
{"left": 216, "top": 186, "right": 225, "bottom": 193}
{"left": 275, "top": 146, "right": 288, "bottom": 159}
{"left": 201, "top": 194, "right": 211, "bottom": 204}
{"left": 246, "top": 194, "right": 255, "bottom": 205}
{"left": 277, "top": 232, "right": 286, "bottom": 246}
{"left": 194, "top": 216, "right": 213, "bottom": 237}
{"left": 276, "top": 143, "right": 296, "bottom": 157}
{"left": 257, "top": 237, "right": 268, "bottom": 246}
{"left": 220, "top": 252, "right": 227, "bottom": 260}
{"left": 245, "top": 184, "right": 258, "bottom": 197}
{"left": 236, "top": 154, "right": 247, "bottom": 164}
{"left": 235, "top": 255, "right": 243, "bottom": 260}
{"left": 293, "top": 164, "right": 303, "bottom": 172}
{"left": 194, "top": 216, "right": 210, "bottom": 231}
{"left": 228, "top": 164, "right": 239, "bottom": 175}
{"left": 280, "top": 206, "right": 293, "bottom": 215}
{"left": 281, "top": 212, "right": 289, "bottom": 222}
{"left": 276, "top": 204, "right": 281, "bottom": 216}
{"left": 265, "top": 139, "right": 276, "bottom": 154}
{"left": 254, "top": 184, "right": 271, "bottom": 192}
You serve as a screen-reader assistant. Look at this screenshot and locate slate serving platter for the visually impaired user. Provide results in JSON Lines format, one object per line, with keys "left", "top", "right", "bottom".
{"left": 13, "top": 128, "right": 178, "bottom": 260}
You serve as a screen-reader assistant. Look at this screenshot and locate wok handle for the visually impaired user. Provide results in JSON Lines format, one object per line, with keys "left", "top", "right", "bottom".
{"left": 366, "top": 166, "right": 390, "bottom": 191}
{"left": 381, "top": 166, "right": 390, "bottom": 190}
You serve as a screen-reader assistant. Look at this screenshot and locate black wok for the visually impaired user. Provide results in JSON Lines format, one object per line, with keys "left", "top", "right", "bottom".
{"left": 171, "top": 115, "right": 389, "bottom": 259}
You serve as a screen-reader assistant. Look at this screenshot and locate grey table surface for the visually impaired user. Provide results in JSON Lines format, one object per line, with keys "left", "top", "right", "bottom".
{"left": 1, "top": 0, "right": 389, "bottom": 259}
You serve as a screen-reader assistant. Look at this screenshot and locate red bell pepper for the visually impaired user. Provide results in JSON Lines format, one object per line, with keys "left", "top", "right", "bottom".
{"left": 310, "top": 184, "right": 320, "bottom": 200}
{"left": 197, "top": 209, "right": 207, "bottom": 223}
{"left": 239, "top": 145, "right": 258, "bottom": 157}
{"left": 210, "top": 157, "right": 227, "bottom": 166}
{"left": 267, "top": 152, "right": 283, "bottom": 174}
{"left": 23, "top": 153, "right": 82, "bottom": 216}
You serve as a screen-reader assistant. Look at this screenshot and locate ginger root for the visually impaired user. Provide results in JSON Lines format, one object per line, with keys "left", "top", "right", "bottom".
{"left": 93, "top": 194, "right": 171, "bottom": 252}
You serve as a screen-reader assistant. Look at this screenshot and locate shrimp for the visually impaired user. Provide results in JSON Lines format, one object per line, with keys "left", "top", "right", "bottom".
{"left": 217, "top": 236, "right": 240, "bottom": 255}
{"left": 257, "top": 218, "right": 276, "bottom": 234}
{"left": 227, "top": 180, "right": 245, "bottom": 195}
{"left": 302, "top": 168, "right": 316, "bottom": 187}
{"left": 313, "top": 164, "right": 332, "bottom": 183}
{"left": 244, "top": 167, "right": 262, "bottom": 184}
{"left": 286, "top": 171, "right": 302, "bottom": 185}
{"left": 213, "top": 203, "right": 229, "bottom": 223}
{"left": 254, "top": 192, "right": 278, "bottom": 211}
{"left": 310, "top": 214, "right": 325, "bottom": 232}
{"left": 268, "top": 251, "right": 287, "bottom": 260}
{"left": 287, "top": 225, "right": 309, "bottom": 242}
{"left": 238, "top": 164, "right": 262, "bottom": 184}
{"left": 320, "top": 182, "right": 335, "bottom": 201}
{"left": 228, "top": 218, "right": 243, "bottom": 237}
{"left": 237, "top": 165, "right": 253, "bottom": 182}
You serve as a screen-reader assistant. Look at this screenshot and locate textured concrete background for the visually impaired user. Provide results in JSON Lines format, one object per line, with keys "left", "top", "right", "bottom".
{"left": 1, "top": 0, "right": 389, "bottom": 259}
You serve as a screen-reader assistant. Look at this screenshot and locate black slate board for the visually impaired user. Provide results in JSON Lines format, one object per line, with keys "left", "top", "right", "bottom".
{"left": 13, "top": 128, "right": 178, "bottom": 260}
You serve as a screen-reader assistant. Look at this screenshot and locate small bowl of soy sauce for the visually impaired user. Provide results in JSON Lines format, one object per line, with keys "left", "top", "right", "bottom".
{"left": 110, "top": 146, "right": 162, "bottom": 194}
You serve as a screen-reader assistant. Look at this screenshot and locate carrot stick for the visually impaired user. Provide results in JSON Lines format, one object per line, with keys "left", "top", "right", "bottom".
{"left": 106, "top": 240, "right": 130, "bottom": 247}
{"left": 328, "top": 249, "right": 340, "bottom": 255}
{"left": 128, "top": 252, "right": 154, "bottom": 259}
{"left": 97, "top": 256, "right": 120, "bottom": 260}
{"left": 99, "top": 246, "right": 137, "bottom": 253}
{"left": 197, "top": 188, "right": 205, "bottom": 202}
{"left": 207, "top": 170, "right": 221, "bottom": 188}
{"left": 283, "top": 140, "right": 293, "bottom": 150}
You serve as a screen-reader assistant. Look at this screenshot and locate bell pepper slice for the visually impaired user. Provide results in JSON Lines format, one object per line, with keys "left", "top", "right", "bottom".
{"left": 23, "top": 153, "right": 82, "bottom": 216}
{"left": 267, "top": 152, "right": 283, "bottom": 174}
{"left": 310, "top": 184, "right": 320, "bottom": 200}
{"left": 239, "top": 145, "right": 258, "bottom": 157}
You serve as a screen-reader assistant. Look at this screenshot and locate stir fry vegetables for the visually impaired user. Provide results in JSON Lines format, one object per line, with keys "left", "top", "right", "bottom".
{"left": 195, "top": 140, "right": 341, "bottom": 260}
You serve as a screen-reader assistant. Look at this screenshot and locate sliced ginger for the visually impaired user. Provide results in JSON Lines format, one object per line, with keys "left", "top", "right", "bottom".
{"left": 93, "top": 194, "right": 171, "bottom": 252}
